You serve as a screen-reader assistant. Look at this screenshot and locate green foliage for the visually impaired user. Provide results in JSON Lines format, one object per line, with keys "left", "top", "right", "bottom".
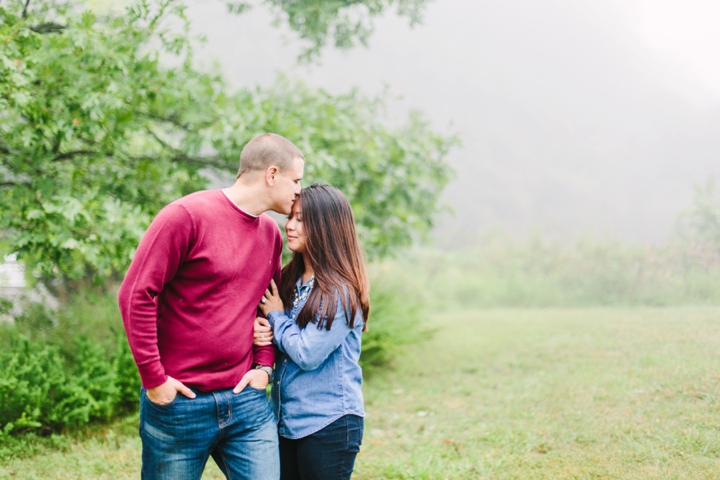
{"left": 676, "top": 175, "right": 720, "bottom": 254}
{"left": 0, "top": 290, "right": 140, "bottom": 436}
{"left": 113, "top": 334, "right": 143, "bottom": 413}
{"left": 245, "top": 79, "right": 457, "bottom": 259}
{"left": 385, "top": 232, "right": 720, "bottom": 309}
{"left": 0, "top": 0, "right": 456, "bottom": 283}
{"left": 0, "top": 0, "right": 209, "bottom": 281}
{"left": 0, "top": 331, "right": 115, "bottom": 433}
{"left": 257, "top": 0, "right": 432, "bottom": 62}
{"left": 360, "top": 269, "right": 430, "bottom": 373}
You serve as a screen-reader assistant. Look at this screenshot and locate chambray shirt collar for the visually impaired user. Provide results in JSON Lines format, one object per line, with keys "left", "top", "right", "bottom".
{"left": 289, "top": 276, "right": 314, "bottom": 318}
{"left": 296, "top": 275, "right": 313, "bottom": 291}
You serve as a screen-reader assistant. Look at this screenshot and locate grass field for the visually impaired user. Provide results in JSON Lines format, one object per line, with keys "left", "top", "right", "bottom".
{"left": 3, "top": 307, "right": 720, "bottom": 479}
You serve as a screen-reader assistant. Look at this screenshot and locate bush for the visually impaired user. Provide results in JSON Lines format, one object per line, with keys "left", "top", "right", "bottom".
{"left": 0, "top": 289, "right": 140, "bottom": 437}
{"left": 360, "top": 268, "right": 432, "bottom": 374}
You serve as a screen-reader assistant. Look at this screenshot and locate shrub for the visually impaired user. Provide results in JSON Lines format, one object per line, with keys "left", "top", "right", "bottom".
{"left": 0, "top": 331, "right": 66, "bottom": 435}
{"left": 360, "top": 268, "right": 431, "bottom": 374}
{"left": 0, "top": 289, "right": 140, "bottom": 436}
{"left": 0, "top": 328, "right": 139, "bottom": 435}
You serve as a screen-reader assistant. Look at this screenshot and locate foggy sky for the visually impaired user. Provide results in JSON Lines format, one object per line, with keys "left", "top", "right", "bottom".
{"left": 187, "top": 0, "right": 720, "bottom": 244}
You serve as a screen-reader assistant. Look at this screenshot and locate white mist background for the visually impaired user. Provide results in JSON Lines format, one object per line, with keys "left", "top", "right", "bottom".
{"left": 187, "top": 0, "right": 720, "bottom": 243}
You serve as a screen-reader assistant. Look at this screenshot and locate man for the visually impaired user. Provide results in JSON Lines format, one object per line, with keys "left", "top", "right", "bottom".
{"left": 118, "top": 133, "right": 304, "bottom": 479}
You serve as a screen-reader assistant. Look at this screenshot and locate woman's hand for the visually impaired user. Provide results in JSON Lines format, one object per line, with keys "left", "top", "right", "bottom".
{"left": 259, "top": 279, "right": 283, "bottom": 316}
{"left": 253, "top": 317, "right": 274, "bottom": 346}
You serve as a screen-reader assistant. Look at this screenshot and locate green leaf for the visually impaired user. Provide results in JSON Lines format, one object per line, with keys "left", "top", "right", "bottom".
{"left": 0, "top": 0, "right": 454, "bottom": 284}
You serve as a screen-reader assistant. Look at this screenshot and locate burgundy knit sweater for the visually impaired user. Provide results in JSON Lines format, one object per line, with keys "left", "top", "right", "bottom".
{"left": 118, "top": 190, "right": 281, "bottom": 391}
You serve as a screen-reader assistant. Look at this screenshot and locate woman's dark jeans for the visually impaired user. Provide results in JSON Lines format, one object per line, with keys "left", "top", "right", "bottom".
{"left": 279, "top": 414, "right": 364, "bottom": 480}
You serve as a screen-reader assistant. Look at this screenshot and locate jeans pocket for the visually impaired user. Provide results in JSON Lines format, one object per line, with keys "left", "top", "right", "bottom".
{"left": 235, "top": 388, "right": 275, "bottom": 429}
{"left": 145, "top": 391, "right": 179, "bottom": 409}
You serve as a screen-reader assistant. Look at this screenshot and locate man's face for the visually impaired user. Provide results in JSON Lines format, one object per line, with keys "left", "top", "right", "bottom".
{"left": 270, "top": 157, "right": 304, "bottom": 215}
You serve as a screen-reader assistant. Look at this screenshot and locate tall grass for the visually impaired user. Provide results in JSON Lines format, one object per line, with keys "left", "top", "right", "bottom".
{"left": 384, "top": 232, "right": 720, "bottom": 310}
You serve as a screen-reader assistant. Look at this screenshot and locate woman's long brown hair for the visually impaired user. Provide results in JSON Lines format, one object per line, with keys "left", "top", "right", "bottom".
{"left": 279, "top": 184, "right": 370, "bottom": 331}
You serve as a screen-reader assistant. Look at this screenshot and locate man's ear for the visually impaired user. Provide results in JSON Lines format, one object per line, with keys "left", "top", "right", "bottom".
{"left": 265, "top": 166, "right": 279, "bottom": 186}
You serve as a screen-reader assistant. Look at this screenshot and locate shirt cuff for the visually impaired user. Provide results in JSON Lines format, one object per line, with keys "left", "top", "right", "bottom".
{"left": 266, "top": 309, "right": 287, "bottom": 328}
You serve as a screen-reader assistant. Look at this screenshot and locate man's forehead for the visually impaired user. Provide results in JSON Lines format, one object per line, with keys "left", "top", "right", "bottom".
{"left": 283, "top": 155, "right": 302, "bottom": 169}
{"left": 294, "top": 156, "right": 305, "bottom": 170}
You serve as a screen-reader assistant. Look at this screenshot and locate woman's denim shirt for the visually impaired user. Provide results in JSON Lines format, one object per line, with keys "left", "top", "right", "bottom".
{"left": 266, "top": 277, "right": 365, "bottom": 439}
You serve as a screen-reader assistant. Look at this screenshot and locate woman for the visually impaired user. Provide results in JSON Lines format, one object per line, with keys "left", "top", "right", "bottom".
{"left": 254, "top": 184, "right": 370, "bottom": 480}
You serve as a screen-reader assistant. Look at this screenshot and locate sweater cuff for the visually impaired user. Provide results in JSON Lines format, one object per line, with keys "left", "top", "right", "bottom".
{"left": 137, "top": 363, "right": 168, "bottom": 389}
{"left": 252, "top": 344, "right": 276, "bottom": 368}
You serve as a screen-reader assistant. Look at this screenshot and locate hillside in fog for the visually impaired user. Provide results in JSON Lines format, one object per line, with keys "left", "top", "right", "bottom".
{"left": 187, "top": 0, "right": 720, "bottom": 243}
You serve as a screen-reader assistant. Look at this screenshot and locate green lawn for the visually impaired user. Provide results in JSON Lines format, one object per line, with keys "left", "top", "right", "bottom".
{"left": 3, "top": 308, "right": 720, "bottom": 479}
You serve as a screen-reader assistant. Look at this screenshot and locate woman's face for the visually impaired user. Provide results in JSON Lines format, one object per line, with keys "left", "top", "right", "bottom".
{"left": 285, "top": 199, "right": 307, "bottom": 254}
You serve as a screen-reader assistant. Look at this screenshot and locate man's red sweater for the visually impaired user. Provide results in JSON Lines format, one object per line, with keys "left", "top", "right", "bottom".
{"left": 118, "top": 190, "right": 281, "bottom": 391}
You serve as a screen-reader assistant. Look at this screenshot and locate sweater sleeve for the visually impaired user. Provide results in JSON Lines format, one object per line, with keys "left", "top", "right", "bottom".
{"left": 266, "top": 294, "right": 361, "bottom": 371}
{"left": 117, "top": 204, "right": 193, "bottom": 388}
{"left": 252, "top": 258, "right": 281, "bottom": 367}
{"left": 251, "top": 226, "right": 283, "bottom": 368}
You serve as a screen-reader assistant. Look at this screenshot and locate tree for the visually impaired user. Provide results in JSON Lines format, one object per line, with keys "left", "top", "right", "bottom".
{"left": 0, "top": 0, "right": 457, "bottom": 287}
{"left": 676, "top": 176, "right": 720, "bottom": 259}
{"left": 232, "top": 0, "right": 432, "bottom": 62}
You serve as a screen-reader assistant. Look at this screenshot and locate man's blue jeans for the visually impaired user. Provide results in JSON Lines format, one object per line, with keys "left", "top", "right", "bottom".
{"left": 139, "top": 386, "right": 280, "bottom": 480}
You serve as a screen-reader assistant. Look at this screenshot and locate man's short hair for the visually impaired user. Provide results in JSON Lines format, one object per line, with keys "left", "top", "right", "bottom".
{"left": 237, "top": 133, "right": 304, "bottom": 178}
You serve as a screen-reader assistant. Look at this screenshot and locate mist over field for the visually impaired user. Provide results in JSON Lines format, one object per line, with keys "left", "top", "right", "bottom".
{"left": 187, "top": 0, "right": 720, "bottom": 243}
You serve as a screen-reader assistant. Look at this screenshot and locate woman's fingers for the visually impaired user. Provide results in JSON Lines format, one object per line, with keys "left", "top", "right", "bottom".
{"left": 270, "top": 279, "right": 278, "bottom": 295}
{"left": 253, "top": 317, "right": 273, "bottom": 346}
{"left": 254, "top": 317, "right": 271, "bottom": 332}
{"left": 252, "top": 330, "right": 273, "bottom": 346}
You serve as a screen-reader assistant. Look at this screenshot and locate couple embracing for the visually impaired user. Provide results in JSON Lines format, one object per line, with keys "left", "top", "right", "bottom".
{"left": 118, "top": 133, "right": 369, "bottom": 479}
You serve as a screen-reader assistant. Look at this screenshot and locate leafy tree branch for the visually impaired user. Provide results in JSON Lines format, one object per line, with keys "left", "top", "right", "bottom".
{"left": 0, "top": 0, "right": 456, "bottom": 285}
{"left": 256, "top": 0, "right": 432, "bottom": 62}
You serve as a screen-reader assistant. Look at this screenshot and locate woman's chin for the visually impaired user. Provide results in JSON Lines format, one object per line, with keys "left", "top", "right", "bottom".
{"left": 288, "top": 245, "right": 305, "bottom": 254}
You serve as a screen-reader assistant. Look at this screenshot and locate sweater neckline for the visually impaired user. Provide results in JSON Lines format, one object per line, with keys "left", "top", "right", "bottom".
{"left": 217, "top": 190, "right": 261, "bottom": 222}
